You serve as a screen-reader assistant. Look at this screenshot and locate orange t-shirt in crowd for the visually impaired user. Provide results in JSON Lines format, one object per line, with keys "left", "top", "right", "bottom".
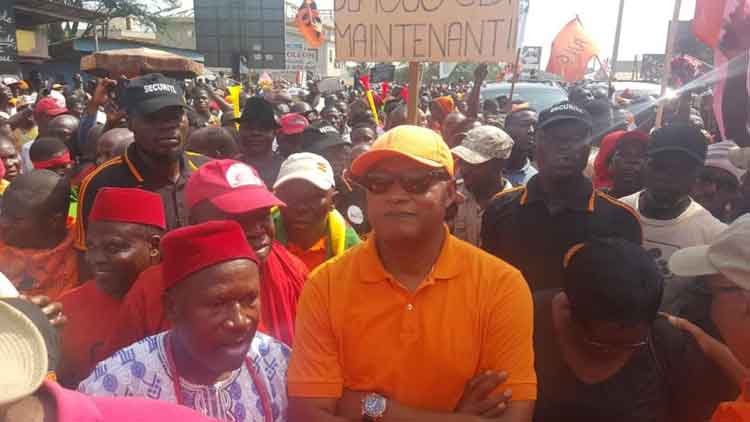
{"left": 0, "top": 231, "right": 79, "bottom": 300}
{"left": 104, "top": 265, "right": 169, "bottom": 356}
{"left": 58, "top": 281, "right": 122, "bottom": 387}
{"left": 286, "top": 237, "right": 327, "bottom": 272}
{"left": 288, "top": 227, "right": 537, "bottom": 410}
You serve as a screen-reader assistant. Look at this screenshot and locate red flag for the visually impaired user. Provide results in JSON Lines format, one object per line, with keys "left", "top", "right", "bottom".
{"left": 693, "top": 0, "right": 728, "bottom": 48}
{"left": 546, "top": 17, "right": 600, "bottom": 82}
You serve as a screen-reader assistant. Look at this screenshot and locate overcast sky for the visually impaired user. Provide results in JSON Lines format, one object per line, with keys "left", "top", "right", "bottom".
{"left": 180, "top": 0, "right": 698, "bottom": 64}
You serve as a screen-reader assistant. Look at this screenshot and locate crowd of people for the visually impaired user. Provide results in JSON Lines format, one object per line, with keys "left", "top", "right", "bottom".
{"left": 0, "top": 61, "right": 748, "bottom": 422}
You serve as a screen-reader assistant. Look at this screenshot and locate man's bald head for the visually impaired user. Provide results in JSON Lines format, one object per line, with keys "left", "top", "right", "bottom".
{"left": 96, "top": 128, "right": 134, "bottom": 165}
{"left": 187, "top": 127, "right": 238, "bottom": 159}
{"left": 48, "top": 114, "right": 80, "bottom": 147}
{"left": 1, "top": 170, "right": 70, "bottom": 248}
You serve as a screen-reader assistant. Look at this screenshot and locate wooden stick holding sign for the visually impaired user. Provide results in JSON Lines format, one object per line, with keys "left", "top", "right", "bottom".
{"left": 655, "top": 0, "right": 682, "bottom": 129}
{"left": 507, "top": 48, "right": 523, "bottom": 106}
{"left": 407, "top": 62, "right": 422, "bottom": 125}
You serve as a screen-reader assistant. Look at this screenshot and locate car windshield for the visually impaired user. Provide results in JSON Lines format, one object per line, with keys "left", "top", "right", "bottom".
{"left": 480, "top": 83, "right": 568, "bottom": 112}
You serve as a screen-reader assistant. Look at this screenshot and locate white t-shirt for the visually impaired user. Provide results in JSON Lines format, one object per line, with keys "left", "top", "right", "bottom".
{"left": 620, "top": 191, "right": 727, "bottom": 279}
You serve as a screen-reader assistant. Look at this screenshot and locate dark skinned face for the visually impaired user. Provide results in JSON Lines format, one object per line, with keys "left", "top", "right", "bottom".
{"left": 691, "top": 166, "right": 741, "bottom": 220}
{"left": 458, "top": 158, "right": 505, "bottom": 199}
{"left": 0, "top": 195, "right": 66, "bottom": 249}
{"left": 536, "top": 121, "right": 592, "bottom": 181}
{"left": 167, "top": 259, "right": 260, "bottom": 380}
{"left": 274, "top": 179, "right": 333, "bottom": 240}
{"left": 0, "top": 140, "right": 21, "bottom": 180}
{"left": 189, "top": 202, "right": 276, "bottom": 262}
{"left": 350, "top": 127, "right": 376, "bottom": 146}
{"left": 321, "top": 144, "right": 352, "bottom": 182}
{"left": 365, "top": 157, "right": 455, "bottom": 243}
{"left": 194, "top": 90, "right": 210, "bottom": 113}
{"left": 85, "top": 221, "right": 159, "bottom": 299}
{"left": 611, "top": 140, "right": 647, "bottom": 192}
{"left": 507, "top": 110, "right": 538, "bottom": 158}
{"left": 129, "top": 106, "right": 188, "bottom": 161}
{"left": 238, "top": 122, "right": 275, "bottom": 158}
{"left": 643, "top": 152, "right": 702, "bottom": 210}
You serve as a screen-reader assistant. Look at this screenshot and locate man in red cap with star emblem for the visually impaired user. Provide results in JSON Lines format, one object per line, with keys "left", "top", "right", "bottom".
{"left": 57, "top": 187, "right": 165, "bottom": 387}
{"left": 106, "top": 160, "right": 308, "bottom": 352}
{"left": 79, "top": 221, "right": 290, "bottom": 422}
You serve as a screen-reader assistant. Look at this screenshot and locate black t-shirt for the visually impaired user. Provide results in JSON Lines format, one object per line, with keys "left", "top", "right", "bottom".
{"left": 481, "top": 176, "right": 643, "bottom": 291}
{"left": 533, "top": 290, "right": 727, "bottom": 422}
{"left": 335, "top": 184, "right": 370, "bottom": 236}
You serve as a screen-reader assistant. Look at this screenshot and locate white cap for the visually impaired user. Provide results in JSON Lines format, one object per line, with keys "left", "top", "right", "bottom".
{"left": 273, "top": 152, "right": 335, "bottom": 191}
{"left": 0, "top": 272, "right": 19, "bottom": 298}
{"left": 0, "top": 300, "right": 48, "bottom": 405}
{"left": 669, "top": 213, "right": 750, "bottom": 289}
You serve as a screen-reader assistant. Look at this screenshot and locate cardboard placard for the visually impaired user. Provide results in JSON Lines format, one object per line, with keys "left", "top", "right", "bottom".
{"left": 334, "top": 0, "right": 520, "bottom": 63}
{"left": 371, "top": 63, "right": 396, "bottom": 83}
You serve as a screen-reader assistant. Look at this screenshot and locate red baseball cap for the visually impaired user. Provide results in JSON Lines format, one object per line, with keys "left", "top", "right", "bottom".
{"left": 278, "top": 113, "right": 309, "bottom": 136}
{"left": 34, "top": 96, "right": 68, "bottom": 119}
{"left": 186, "top": 160, "right": 285, "bottom": 214}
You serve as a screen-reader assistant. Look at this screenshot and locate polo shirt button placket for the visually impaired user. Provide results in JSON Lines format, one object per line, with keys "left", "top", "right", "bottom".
{"left": 401, "top": 296, "right": 419, "bottom": 342}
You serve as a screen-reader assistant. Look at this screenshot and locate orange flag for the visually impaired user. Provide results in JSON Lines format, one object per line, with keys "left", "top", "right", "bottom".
{"left": 546, "top": 17, "right": 600, "bottom": 82}
{"left": 295, "top": 0, "right": 325, "bottom": 48}
{"left": 692, "top": 0, "right": 728, "bottom": 49}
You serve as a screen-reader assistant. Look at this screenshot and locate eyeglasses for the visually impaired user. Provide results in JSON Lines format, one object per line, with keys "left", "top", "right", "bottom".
{"left": 354, "top": 170, "right": 451, "bottom": 194}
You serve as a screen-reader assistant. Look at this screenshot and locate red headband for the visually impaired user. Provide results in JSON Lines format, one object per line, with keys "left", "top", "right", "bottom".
{"left": 33, "top": 151, "right": 72, "bottom": 170}
{"left": 89, "top": 187, "right": 166, "bottom": 230}
{"left": 161, "top": 220, "right": 259, "bottom": 290}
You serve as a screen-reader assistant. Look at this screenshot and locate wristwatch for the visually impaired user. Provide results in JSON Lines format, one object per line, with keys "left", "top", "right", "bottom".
{"left": 361, "top": 392, "right": 387, "bottom": 421}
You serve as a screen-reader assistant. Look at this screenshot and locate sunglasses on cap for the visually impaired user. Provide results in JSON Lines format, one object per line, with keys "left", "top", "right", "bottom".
{"left": 353, "top": 169, "right": 451, "bottom": 195}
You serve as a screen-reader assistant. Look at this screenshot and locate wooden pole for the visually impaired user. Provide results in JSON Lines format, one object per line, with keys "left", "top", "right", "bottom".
{"left": 609, "top": 0, "right": 625, "bottom": 92}
{"left": 655, "top": 0, "right": 682, "bottom": 128}
{"left": 407, "top": 62, "right": 422, "bottom": 125}
{"left": 507, "top": 48, "right": 522, "bottom": 106}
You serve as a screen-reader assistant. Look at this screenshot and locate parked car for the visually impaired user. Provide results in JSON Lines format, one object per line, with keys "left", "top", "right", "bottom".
{"left": 480, "top": 81, "right": 568, "bottom": 112}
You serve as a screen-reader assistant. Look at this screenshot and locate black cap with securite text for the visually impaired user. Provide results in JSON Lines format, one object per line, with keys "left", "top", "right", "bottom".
{"left": 123, "top": 73, "right": 188, "bottom": 115}
{"left": 538, "top": 101, "right": 593, "bottom": 130}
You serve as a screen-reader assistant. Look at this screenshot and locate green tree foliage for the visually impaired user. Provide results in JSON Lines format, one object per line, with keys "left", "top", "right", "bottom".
{"left": 49, "top": 0, "right": 180, "bottom": 43}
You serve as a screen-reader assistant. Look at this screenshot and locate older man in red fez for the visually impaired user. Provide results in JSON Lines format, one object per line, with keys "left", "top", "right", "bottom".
{"left": 107, "top": 160, "right": 308, "bottom": 351}
{"left": 58, "top": 187, "right": 165, "bottom": 387}
{"left": 79, "top": 220, "right": 290, "bottom": 422}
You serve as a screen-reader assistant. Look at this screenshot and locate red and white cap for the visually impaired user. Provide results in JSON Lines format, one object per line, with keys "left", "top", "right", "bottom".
{"left": 186, "top": 160, "right": 285, "bottom": 214}
{"left": 278, "top": 113, "right": 309, "bottom": 136}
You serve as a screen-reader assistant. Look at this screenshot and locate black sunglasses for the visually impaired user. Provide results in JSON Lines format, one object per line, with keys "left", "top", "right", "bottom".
{"left": 354, "top": 170, "right": 451, "bottom": 194}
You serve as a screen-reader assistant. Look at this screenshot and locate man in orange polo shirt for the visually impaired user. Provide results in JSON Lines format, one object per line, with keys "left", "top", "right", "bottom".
{"left": 288, "top": 125, "right": 536, "bottom": 421}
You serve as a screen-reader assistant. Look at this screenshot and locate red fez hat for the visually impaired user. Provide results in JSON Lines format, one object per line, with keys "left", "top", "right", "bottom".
{"left": 161, "top": 220, "right": 259, "bottom": 290}
{"left": 89, "top": 187, "right": 166, "bottom": 230}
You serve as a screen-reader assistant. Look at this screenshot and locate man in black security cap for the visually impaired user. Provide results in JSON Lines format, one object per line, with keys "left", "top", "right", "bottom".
{"left": 481, "top": 101, "right": 643, "bottom": 292}
{"left": 74, "top": 73, "right": 209, "bottom": 251}
{"left": 237, "top": 96, "right": 284, "bottom": 187}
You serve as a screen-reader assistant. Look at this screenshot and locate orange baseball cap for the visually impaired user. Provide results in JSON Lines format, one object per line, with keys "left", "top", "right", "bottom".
{"left": 350, "top": 125, "right": 454, "bottom": 177}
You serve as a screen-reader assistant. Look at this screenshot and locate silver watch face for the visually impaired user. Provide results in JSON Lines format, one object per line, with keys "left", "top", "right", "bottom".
{"left": 363, "top": 394, "right": 386, "bottom": 417}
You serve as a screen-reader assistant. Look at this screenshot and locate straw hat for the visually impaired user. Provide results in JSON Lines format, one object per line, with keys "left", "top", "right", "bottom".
{"left": 0, "top": 300, "right": 48, "bottom": 406}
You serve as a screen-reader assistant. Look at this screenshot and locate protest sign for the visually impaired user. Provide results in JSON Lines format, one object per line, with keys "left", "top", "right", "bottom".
{"left": 0, "top": 0, "right": 18, "bottom": 73}
{"left": 371, "top": 63, "right": 396, "bottom": 82}
{"left": 521, "top": 46, "right": 542, "bottom": 71}
{"left": 286, "top": 41, "right": 318, "bottom": 71}
{"left": 333, "top": 0, "right": 520, "bottom": 63}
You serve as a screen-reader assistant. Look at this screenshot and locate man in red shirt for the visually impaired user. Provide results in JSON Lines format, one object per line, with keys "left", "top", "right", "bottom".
{"left": 108, "top": 160, "right": 308, "bottom": 351}
{"left": 57, "top": 187, "right": 165, "bottom": 387}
